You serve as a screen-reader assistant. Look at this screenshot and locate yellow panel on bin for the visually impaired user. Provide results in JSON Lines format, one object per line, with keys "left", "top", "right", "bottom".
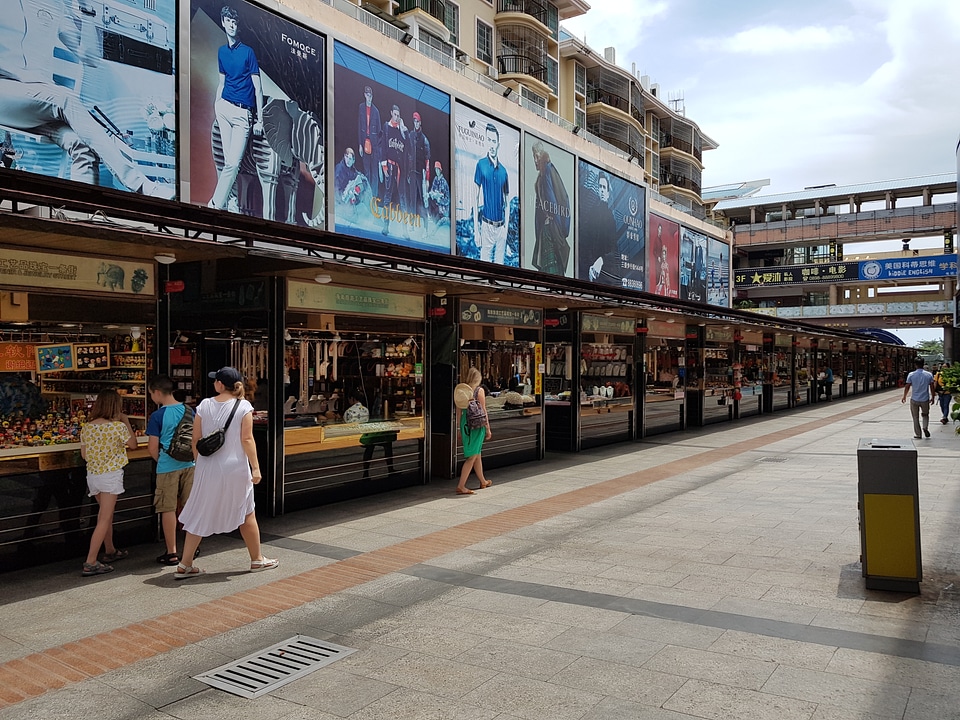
{"left": 863, "top": 493, "right": 917, "bottom": 578}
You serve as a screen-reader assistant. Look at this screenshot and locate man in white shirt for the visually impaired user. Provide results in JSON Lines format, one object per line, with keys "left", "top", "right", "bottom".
{"left": 902, "top": 358, "right": 935, "bottom": 439}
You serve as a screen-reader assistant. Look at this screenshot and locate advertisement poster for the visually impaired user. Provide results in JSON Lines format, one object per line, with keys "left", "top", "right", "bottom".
{"left": 680, "top": 226, "right": 708, "bottom": 302}
{"left": 648, "top": 214, "right": 679, "bottom": 298}
{"left": 333, "top": 42, "right": 451, "bottom": 252}
{"left": 0, "top": 0, "right": 176, "bottom": 198}
{"left": 191, "top": 0, "right": 326, "bottom": 227}
{"left": 576, "top": 160, "right": 645, "bottom": 290}
{"left": 454, "top": 102, "right": 520, "bottom": 267}
{"left": 708, "top": 237, "right": 730, "bottom": 307}
{"left": 522, "top": 136, "right": 573, "bottom": 277}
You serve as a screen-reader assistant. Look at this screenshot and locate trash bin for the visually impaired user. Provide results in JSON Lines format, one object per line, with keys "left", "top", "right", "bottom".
{"left": 857, "top": 438, "right": 921, "bottom": 592}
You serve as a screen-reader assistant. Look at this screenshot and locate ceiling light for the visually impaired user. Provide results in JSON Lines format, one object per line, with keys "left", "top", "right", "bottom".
{"left": 104, "top": 324, "right": 119, "bottom": 329}
{"left": 666, "top": 319, "right": 675, "bottom": 323}
{"left": 489, "top": 297, "right": 500, "bottom": 302}
{"left": 646, "top": 315, "right": 657, "bottom": 321}
{"left": 130, "top": 326, "right": 142, "bottom": 339}
{"left": 154, "top": 253, "right": 176, "bottom": 265}
{"left": 434, "top": 289, "right": 447, "bottom": 298}
{"left": 58, "top": 323, "right": 77, "bottom": 328}
{"left": 557, "top": 306, "right": 568, "bottom": 312}
{"left": 314, "top": 273, "right": 332, "bottom": 284}
{"left": 603, "top": 311, "right": 614, "bottom": 317}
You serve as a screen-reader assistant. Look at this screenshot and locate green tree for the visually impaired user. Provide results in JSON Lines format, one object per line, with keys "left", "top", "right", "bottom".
{"left": 915, "top": 338, "right": 944, "bottom": 357}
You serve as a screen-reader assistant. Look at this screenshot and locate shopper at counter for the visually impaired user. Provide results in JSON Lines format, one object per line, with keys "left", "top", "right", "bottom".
{"left": 79, "top": 389, "right": 138, "bottom": 576}
{"left": 174, "top": 367, "right": 278, "bottom": 579}
{"left": 456, "top": 367, "right": 492, "bottom": 495}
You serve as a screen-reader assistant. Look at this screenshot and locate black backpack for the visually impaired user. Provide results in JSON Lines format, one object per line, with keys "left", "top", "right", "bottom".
{"left": 162, "top": 406, "right": 195, "bottom": 463}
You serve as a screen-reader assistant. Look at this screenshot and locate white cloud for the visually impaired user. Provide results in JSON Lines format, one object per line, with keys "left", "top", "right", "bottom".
{"left": 697, "top": 25, "right": 855, "bottom": 54}
{"left": 562, "top": 0, "right": 668, "bottom": 60}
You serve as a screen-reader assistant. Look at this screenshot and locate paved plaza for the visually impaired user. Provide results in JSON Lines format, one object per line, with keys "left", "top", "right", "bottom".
{"left": 2, "top": 389, "right": 960, "bottom": 720}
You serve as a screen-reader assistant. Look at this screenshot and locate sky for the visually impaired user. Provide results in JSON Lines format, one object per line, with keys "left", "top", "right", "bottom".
{"left": 565, "top": 0, "right": 960, "bottom": 348}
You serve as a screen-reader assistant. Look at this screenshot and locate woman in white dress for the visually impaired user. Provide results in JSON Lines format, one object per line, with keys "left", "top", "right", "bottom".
{"left": 173, "top": 367, "right": 278, "bottom": 578}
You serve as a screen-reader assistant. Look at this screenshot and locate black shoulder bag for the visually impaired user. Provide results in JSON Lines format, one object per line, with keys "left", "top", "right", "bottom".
{"left": 196, "top": 399, "right": 241, "bottom": 457}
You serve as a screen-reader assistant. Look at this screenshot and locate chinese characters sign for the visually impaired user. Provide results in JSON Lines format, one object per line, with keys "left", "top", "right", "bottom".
{"left": 736, "top": 255, "right": 958, "bottom": 288}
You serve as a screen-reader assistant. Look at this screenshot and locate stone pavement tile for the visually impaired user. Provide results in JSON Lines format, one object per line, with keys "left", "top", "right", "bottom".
{"left": 1, "top": 680, "right": 172, "bottom": 720}
{"left": 194, "top": 614, "right": 317, "bottom": 660}
{"left": 348, "top": 686, "right": 498, "bottom": 720}
{"left": 343, "top": 574, "right": 458, "bottom": 608}
{"left": 809, "top": 609, "right": 929, "bottom": 642}
{"left": 422, "top": 605, "right": 568, "bottom": 647}
{"left": 325, "top": 530, "right": 410, "bottom": 553}
{"left": 371, "top": 520, "right": 449, "bottom": 540}
{"left": 331, "top": 640, "right": 410, "bottom": 672}
{"left": 760, "top": 665, "right": 911, "bottom": 718}
{"left": 707, "top": 629, "right": 837, "bottom": 671}
{"left": 271, "top": 705, "right": 341, "bottom": 720}
{"left": 579, "top": 696, "right": 703, "bottom": 720}
{"left": 448, "top": 589, "right": 549, "bottom": 617}
{"left": 458, "top": 673, "right": 603, "bottom": 720}
{"left": 375, "top": 624, "right": 488, "bottom": 660}
{"left": 0, "top": 634, "right": 28, "bottom": 664}
{"left": 902, "top": 685, "right": 960, "bottom": 720}
{"left": 283, "top": 593, "right": 403, "bottom": 637}
{"left": 599, "top": 552, "right": 684, "bottom": 572}
{"left": 522, "top": 600, "right": 629, "bottom": 632}
{"left": 672, "top": 574, "right": 772, "bottom": 601}
{"left": 809, "top": 706, "right": 894, "bottom": 720}
{"left": 747, "top": 568, "right": 829, "bottom": 588}
{"left": 550, "top": 655, "right": 685, "bottom": 705}
{"left": 423, "top": 549, "right": 504, "bottom": 574}
{"left": 662, "top": 678, "right": 818, "bottom": 720}
{"left": 825, "top": 646, "right": 960, "bottom": 692}
{"left": 454, "top": 637, "right": 579, "bottom": 681}
{"left": 512, "top": 555, "right": 615, "bottom": 576}
{"left": 97, "top": 642, "right": 231, "bottom": 708}
{"left": 544, "top": 626, "right": 664, "bottom": 667}
{"left": 759, "top": 587, "right": 866, "bottom": 614}
{"left": 642, "top": 644, "right": 777, "bottom": 691}
{"left": 271, "top": 667, "right": 397, "bottom": 716}
{"left": 364, "top": 650, "right": 497, "bottom": 699}
{"left": 598, "top": 565, "right": 688, "bottom": 588}
{"left": 623, "top": 583, "right": 723, "bottom": 611}
{"left": 710, "top": 596, "right": 820, "bottom": 625}
{"left": 468, "top": 537, "right": 549, "bottom": 558}
{"left": 610, "top": 615, "right": 725, "bottom": 650}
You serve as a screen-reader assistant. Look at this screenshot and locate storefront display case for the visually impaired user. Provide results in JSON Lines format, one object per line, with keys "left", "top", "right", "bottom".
{"left": 455, "top": 302, "right": 543, "bottom": 471}
{"left": 543, "top": 313, "right": 575, "bottom": 452}
{"left": 283, "top": 281, "right": 426, "bottom": 506}
{"left": 771, "top": 333, "right": 795, "bottom": 411}
{"left": 643, "top": 319, "right": 685, "bottom": 436}
{"left": 579, "top": 314, "right": 635, "bottom": 448}
{"left": 736, "top": 330, "right": 765, "bottom": 418}
{"left": 701, "top": 326, "right": 735, "bottom": 425}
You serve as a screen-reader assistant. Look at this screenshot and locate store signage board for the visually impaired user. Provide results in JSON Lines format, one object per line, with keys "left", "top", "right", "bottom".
{"left": 165, "top": 280, "right": 185, "bottom": 293}
{"left": 0, "top": 343, "right": 37, "bottom": 372}
{"left": 36, "top": 344, "right": 74, "bottom": 373}
{"left": 775, "top": 334, "right": 792, "bottom": 347}
{"left": 734, "top": 254, "right": 958, "bottom": 288}
{"left": 288, "top": 281, "right": 425, "bottom": 319}
{"left": 582, "top": 314, "right": 634, "bottom": 334}
{"left": 0, "top": 249, "right": 155, "bottom": 296}
{"left": 646, "top": 320, "right": 685, "bottom": 338}
{"left": 74, "top": 344, "right": 110, "bottom": 371}
{"left": 460, "top": 302, "right": 541, "bottom": 327}
{"left": 705, "top": 327, "right": 734, "bottom": 343}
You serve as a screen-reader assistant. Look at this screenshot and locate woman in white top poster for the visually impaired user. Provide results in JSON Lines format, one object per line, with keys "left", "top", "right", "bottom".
{"left": 173, "top": 367, "right": 278, "bottom": 578}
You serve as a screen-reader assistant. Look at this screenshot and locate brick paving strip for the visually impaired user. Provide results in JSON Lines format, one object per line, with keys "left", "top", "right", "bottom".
{"left": 0, "top": 396, "right": 895, "bottom": 708}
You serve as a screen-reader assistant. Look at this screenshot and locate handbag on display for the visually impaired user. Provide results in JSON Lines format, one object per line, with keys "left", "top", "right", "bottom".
{"left": 196, "top": 399, "right": 241, "bottom": 457}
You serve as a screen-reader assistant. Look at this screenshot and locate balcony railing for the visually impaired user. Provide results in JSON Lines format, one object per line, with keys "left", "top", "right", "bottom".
{"left": 661, "top": 134, "right": 701, "bottom": 161}
{"left": 398, "top": 0, "right": 446, "bottom": 24}
{"left": 497, "top": 0, "right": 548, "bottom": 26}
{"left": 660, "top": 173, "right": 701, "bottom": 197}
{"left": 497, "top": 53, "right": 547, "bottom": 82}
{"left": 586, "top": 88, "right": 629, "bottom": 114}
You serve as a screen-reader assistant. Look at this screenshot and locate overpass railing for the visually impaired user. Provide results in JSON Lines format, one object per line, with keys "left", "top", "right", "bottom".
{"left": 749, "top": 300, "right": 952, "bottom": 322}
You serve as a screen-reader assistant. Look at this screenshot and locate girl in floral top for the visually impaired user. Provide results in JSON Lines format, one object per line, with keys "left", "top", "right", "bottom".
{"left": 79, "top": 389, "right": 138, "bottom": 576}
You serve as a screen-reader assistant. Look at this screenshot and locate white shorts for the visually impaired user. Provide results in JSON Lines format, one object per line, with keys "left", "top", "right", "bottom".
{"left": 87, "top": 469, "right": 125, "bottom": 497}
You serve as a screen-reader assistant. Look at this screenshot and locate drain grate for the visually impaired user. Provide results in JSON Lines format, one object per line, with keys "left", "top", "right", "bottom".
{"left": 758, "top": 456, "right": 787, "bottom": 463}
{"left": 195, "top": 635, "right": 356, "bottom": 698}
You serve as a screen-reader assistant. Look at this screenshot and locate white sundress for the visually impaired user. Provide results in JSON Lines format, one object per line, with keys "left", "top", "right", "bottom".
{"left": 179, "top": 397, "right": 255, "bottom": 537}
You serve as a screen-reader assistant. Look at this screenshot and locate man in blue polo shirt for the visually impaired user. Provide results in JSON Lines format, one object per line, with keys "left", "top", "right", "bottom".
{"left": 902, "top": 357, "right": 935, "bottom": 439}
{"left": 208, "top": 5, "right": 264, "bottom": 211}
{"left": 473, "top": 123, "right": 509, "bottom": 264}
{"left": 147, "top": 376, "right": 196, "bottom": 565}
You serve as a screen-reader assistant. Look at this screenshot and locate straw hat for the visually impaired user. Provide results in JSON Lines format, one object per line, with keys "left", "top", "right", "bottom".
{"left": 454, "top": 383, "right": 474, "bottom": 409}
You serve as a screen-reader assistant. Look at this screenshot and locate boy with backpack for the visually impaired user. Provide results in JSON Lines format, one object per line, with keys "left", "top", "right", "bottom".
{"left": 147, "top": 375, "right": 196, "bottom": 565}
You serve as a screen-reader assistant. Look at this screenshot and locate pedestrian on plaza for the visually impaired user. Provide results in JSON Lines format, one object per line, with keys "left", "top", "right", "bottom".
{"left": 79, "top": 389, "right": 138, "bottom": 576}
{"left": 902, "top": 357, "right": 935, "bottom": 439}
{"left": 173, "top": 367, "right": 278, "bottom": 579}
{"left": 935, "top": 362, "right": 952, "bottom": 424}
{"left": 456, "top": 367, "right": 492, "bottom": 494}
{"left": 147, "top": 375, "right": 195, "bottom": 566}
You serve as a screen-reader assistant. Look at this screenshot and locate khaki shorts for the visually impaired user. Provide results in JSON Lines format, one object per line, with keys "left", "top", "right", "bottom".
{"left": 154, "top": 467, "right": 195, "bottom": 513}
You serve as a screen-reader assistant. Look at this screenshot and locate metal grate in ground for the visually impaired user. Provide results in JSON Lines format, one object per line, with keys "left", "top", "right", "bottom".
{"left": 194, "top": 635, "right": 356, "bottom": 698}
{"left": 758, "top": 456, "right": 788, "bottom": 463}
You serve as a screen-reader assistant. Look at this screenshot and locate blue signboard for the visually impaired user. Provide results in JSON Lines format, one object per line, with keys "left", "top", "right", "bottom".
{"left": 859, "top": 255, "right": 957, "bottom": 281}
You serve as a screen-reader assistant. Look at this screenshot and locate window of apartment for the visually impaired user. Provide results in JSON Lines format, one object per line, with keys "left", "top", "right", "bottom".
{"left": 546, "top": 56, "right": 558, "bottom": 96}
{"left": 807, "top": 291, "right": 829, "bottom": 306}
{"left": 444, "top": 1, "right": 459, "bottom": 46}
{"left": 544, "top": 2, "right": 558, "bottom": 39}
{"left": 521, "top": 85, "right": 547, "bottom": 108}
{"left": 574, "top": 100, "right": 585, "bottom": 130}
{"left": 476, "top": 19, "right": 493, "bottom": 64}
{"left": 420, "top": 29, "right": 453, "bottom": 58}
{"left": 574, "top": 62, "right": 585, "bottom": 96}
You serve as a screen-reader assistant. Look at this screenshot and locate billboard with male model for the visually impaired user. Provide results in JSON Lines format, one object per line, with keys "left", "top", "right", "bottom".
{"left": 522, "top": 136, "right": 574, "bottom": 277}
{"left": 0, "top": 0, "right": 176, "bottom": 198}
{"left": 648, "top": 214, "right": 680, "bottom": 298}
{"left": 680, "top": 226, "right": 708, "bottom": 302}
{"left": 576, "top": 160, "right": 645, "bottom": 290}
{"left": 454, "top": 102, "right": 520, "bottom": 267}
{"left": 708, "top": 237, "right": 731, "bottom": 307}
{"left": 333, "top": 42, "right": 451, "bottom": 252}
{"left": 190, "top": 0, "right": 325, "bottom": 227}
